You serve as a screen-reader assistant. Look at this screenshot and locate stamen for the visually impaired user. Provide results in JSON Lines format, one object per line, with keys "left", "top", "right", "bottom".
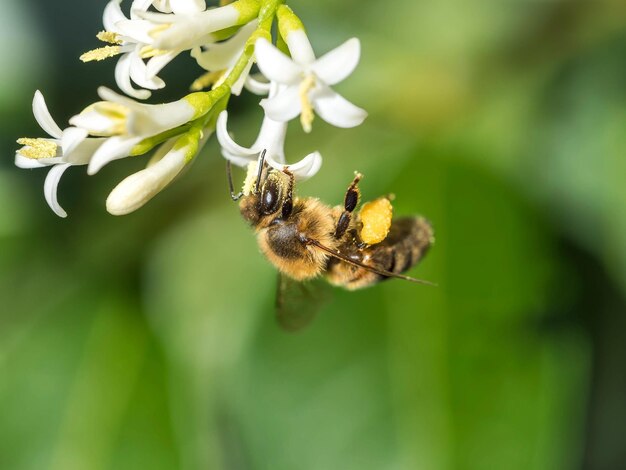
{"left": 139, "top": 45, "right": 168, "bottom": 58}
{"left": 97, "top": 31, "right": 122, "bottom": 45}
{"left": 17, "top": 138, "right": 58, "bottom": 159}
{"left": 190, "top": 70, "right": 226, "bottom": 91}
{"left": 299, "top": 74, "right": 316, "bottom": 133}
{"left": 80, "top": 46, "right": 122, "bottom": 62}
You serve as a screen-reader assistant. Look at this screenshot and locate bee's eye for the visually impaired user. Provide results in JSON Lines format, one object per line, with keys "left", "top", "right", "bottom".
{"left": 260, "top": 180, "right": 281, "bottom": 215}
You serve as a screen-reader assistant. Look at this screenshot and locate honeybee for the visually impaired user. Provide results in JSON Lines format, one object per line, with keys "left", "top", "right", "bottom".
{"left": 228, "top": 151, "right": 435, "bottom": 330}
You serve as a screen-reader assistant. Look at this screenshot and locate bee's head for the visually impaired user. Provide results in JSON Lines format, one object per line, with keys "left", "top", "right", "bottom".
{"left": 237, "top": 151, "right": 291, "bottom": 227}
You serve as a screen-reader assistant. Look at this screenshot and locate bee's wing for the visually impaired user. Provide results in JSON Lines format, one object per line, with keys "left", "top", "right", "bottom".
{"left": 275, "top": 274, "right": 333, "bottom": 332}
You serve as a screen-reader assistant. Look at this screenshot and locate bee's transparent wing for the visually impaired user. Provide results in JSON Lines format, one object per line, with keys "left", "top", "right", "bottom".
{"left": 275, "top": 274, "right": 333, "bottom": 332}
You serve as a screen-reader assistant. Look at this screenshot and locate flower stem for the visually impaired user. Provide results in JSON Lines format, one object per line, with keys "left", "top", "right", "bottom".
{"left": 222, "top": 0, "right": 283, "bottom": 89}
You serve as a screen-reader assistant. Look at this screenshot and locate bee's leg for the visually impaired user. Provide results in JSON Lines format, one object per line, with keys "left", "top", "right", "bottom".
{"left": 281, "top": 168, "right": 295, "bottom": 219}
{"left": 226, "top": 160, "right": 243, "bottom": 201}
{"left": 334, "top": 172, "right": 362, "bottom": 239}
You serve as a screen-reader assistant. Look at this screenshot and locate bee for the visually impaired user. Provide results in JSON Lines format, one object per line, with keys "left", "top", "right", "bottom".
{"left": 227, "top": 151, "right": 435, "bottom": 331}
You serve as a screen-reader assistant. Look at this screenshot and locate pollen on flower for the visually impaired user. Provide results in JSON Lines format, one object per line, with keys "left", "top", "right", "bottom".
{"left": 17, "top": 138, "right": 58, "bottom": 159}
{"left": 96, "top": 31, "right": 122, "bottom": 45}
{"left": 242, "top": 160, "right": 259, "bottom": 196}
{"left": 299, "top": 74, "right": 316, "bottom": 133}
{"left": 80, "top": 46, "right": 122, "bottom": 62}
{"left": 190, "top": 70, "right": 227, "bottom": 91}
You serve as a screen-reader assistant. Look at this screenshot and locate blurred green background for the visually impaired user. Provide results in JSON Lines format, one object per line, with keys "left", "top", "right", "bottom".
{"left": 1, "top": 0, "right": 625, "bottom": 469}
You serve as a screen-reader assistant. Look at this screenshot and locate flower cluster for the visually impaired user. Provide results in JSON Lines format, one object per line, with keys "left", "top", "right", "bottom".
{"left": 16, "top": 0, "right": 366, "bottom": 217}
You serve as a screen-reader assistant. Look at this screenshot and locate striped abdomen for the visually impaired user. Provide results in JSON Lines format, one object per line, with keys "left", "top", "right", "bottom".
{"left": 325, "top": 217, "right": 434, "bottom": 290}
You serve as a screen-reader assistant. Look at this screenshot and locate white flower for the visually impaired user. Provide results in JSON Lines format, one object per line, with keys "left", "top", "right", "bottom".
{"left": 80, "top": 0, "right": 174, "bottom": 99}
{"left": 15, "top": 91, "right": 106, "bottom": 217}
{"left": 83, "top": 0, "right": 221, "bottom": 99}
{"left": 191, "top": 20, "right": 263, "bottom": 96}
{"left": 106, "top": 127, "right": 208, "bottom": 215}
{"left": 255, "top": 36, "right": 367, "bottom": 132}
{"left": 216, "top": 109, "right": 321, "bottom": 180}
{"left": 144, "top": 0, "right": 206, "bottom": 14}
{"left": 69, "top": 87, "right": 207, "bottom": 174}
{"left": 132, "top": 1, "right": 244, "bottom": 52}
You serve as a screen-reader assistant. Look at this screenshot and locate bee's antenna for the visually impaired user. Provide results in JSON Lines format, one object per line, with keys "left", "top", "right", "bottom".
{"left": 254, "top": 149, "right": 267, "bottom": 194}
{"left": 226, "top": 160, "right": 243, "bottom": 201}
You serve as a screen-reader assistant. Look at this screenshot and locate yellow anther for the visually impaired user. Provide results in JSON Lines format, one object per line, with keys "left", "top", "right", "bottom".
{"left": 17, "top": 138, "right": 58, "bottom": 159}
{"left": 97, "top": 31, "right": 122, "bottom": 45}
{"left": 80, "top": 45, "right": 122, "bottom": 62}
{"left": 139, "top": 45, "right": 168, "bottom": 58}
{"left": 359, "top": 197, "right": 394, "bottom": 245}
{"left": 299, "top": 74, "right": 316, "bottom": 133}
{"left": 190, "top": 70, "right": 227, "bottom": 91}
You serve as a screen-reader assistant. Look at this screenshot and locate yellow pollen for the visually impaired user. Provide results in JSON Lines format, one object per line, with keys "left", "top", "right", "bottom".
{"left": 190, "top": 70, "right": 226, "bottom": 91}
{"left": 299, "top": 74, "right": 316, "bottom": 133}
{"left": 97, "top": 31, "right": 122, "bottom": 45}
{"left": 17, "top": 138, "right": 58, "bottom": 159}
{"left": 80, "top": 45, "right": 122, "bottom": 62}
{"left": 242, "top": 161, "right": 259, "bottom": 196}
{"left": 149, "top": 24, "right": 171, "bottom": 39}
{"left": 139, "top": 45, "right": 168, "bottom": 58}
{"left": 359, "top": 197, "right": 394, "bottom": 245}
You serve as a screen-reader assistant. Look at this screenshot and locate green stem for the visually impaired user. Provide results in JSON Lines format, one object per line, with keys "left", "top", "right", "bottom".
{"left": 223, "top": 0, "right": 284, "bottom": 88}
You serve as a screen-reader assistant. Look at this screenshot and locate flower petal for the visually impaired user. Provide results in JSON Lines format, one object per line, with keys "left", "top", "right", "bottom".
{"left": 252, "top": 116, "right": 287, "bottom": 161}
{"left": 230, "top": 59, "right": 253, "bottom": 96}
{"left": 149, "top": 0, "right": 171, "bottom": 13}
{"left": 221, "top": 149, "right": 258, "bottom": 168}
{"left": 170, "top": 0, "right": 206, "bottom": 14}
{"left": 15, "top": 154, "right": 49, "bottom": 169}
{"left": 216, "top": 111, "right": 258, "bottom": 158}
{"left": 115, "top": 18, "right": 157, "bottom": 44}
{"left": 192, "top": 20, "right": 256, "bottom": 71}
{"left": 88, "top": 136, "right": 141, "bottom": 175}
{"left": 106, "top": 143, "right": 187, "bottom": 215}
{"left": 265, "top": 150, "right": 322, "bottom": 180}
{"left": 284, "top": 29, "right": 316, "bottom": 65}
{"left": 311, "top": 38, "right": 360, "bottom": 86}
{"left": 32, "top": 91, "right": 63, "bottom": 139}
{"left": 129, "top": 50, "right": 166, "bottom": 90}
{"left": 44, "top": 163, "right": 72, "bottom": 218}
{"left": 65, "top": 136, "right": 106, "bottom": 165}
{"left": 145, "top": 50, "right": 179, "bottom": 79}
{"left": 61, "top": 127, "right": 89, "bottom": 155}
{"left": 259, "top": 85, "right": 301, "bottom": 122}
{"left": 114, "top": 54, "right": 152, "bottom": 100}
{"left": 104, "top": 0, "right": 126, "bottom": 32}
{"left": 312, "top": 86, "right": 367, "bottom": 128}
{"left": 145, "top": 5, "right": 239, "bottom": 50}
{"left": 255, "top": 38, "right": 302, "bottom": 85}
{"left": 244, "top": 74, "right": 271, "bottom": 95}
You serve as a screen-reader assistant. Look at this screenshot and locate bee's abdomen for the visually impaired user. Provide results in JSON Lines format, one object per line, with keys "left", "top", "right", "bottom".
{"left": 378, "top": 217, "right": 433, "bottom": 275}
{"left": 327, "top": 216, "right": 434, "bottom": 290}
